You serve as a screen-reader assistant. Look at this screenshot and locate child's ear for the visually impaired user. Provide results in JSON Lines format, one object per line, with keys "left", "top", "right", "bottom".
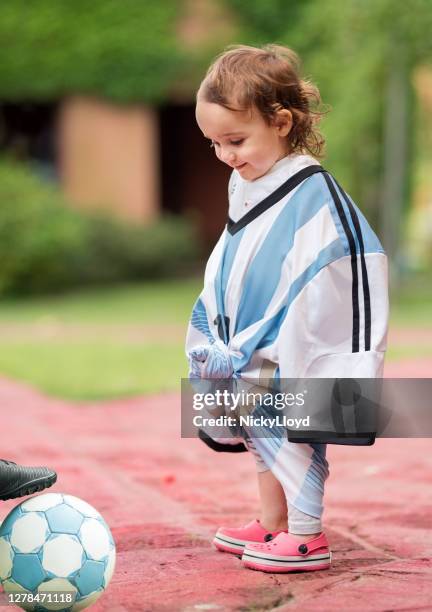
{"left": 274, "top": 108, "right": 292, "bottom": 137}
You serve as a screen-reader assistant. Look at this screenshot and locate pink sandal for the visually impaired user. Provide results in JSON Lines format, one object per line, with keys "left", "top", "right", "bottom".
{"left": 213, "top": 519, "right": 287, "bottom": 555}
{"left": 242, "top": 531, "right": 331, "bottom": 572}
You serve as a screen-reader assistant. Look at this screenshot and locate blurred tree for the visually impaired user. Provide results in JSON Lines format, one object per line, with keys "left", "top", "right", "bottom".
{"left": 0, "top": 0, "right": 182, "bottom": 103}
{"left": 1, "top": 0, "right": 431, "bottom": 274}
{"left": 224, "top": 0, "right": 432, "bottom": 274}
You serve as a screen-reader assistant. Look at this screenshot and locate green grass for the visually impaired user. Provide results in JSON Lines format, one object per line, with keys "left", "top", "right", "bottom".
{"left": 0, "top": 279, "right": 201, "bottom": 401}
{"left": 0, "top": 275, "right": 429, "bottom": 401}
{"left": 387, "top": 346, "right": 432, "bottom": 360}
{"left": 389, "top": 272, "right": 432, "bottom": 326}
{"left": 0, "top": 342, "right": 187, "bottom": 401}
{"left": 0, "top": 278, "right": 202, "bottom": 324}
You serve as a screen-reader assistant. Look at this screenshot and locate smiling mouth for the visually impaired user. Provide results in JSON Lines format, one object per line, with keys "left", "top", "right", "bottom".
{"left": 235, "top": 163, "right": 247, "bottom": 169}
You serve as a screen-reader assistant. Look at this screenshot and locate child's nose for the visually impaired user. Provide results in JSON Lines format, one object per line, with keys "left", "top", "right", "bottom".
{"left": 221, "top": 149, "right": 236, "bottom": 165}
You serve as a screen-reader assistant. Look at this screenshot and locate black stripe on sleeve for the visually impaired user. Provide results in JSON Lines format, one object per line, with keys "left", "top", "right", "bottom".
{"left": 322, "top": 173, "right": 360, "bottom": 353}
{"left": 333, "top": 179, "right": 371, "bottom": 351}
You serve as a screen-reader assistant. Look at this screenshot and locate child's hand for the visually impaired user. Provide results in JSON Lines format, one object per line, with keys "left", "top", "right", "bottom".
{"left": 188, "top": 340, "right": 234, "bottom": 379}
{"left": 188, "top": 346, "right": 209, "bottom": 379}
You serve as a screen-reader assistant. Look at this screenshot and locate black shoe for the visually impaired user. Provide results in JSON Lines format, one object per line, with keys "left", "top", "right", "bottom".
{"left": 0, "top": 460, "right": 57, "bottom": 501}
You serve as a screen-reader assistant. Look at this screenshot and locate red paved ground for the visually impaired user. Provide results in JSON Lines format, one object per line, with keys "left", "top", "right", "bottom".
{"left": 0, "top": 360, "right": 430, "bottom": 611}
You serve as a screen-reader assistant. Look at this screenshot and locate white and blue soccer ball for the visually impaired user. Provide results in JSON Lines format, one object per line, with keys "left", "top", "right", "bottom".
{"left": 0, "top": 493, "right": 116, "bottom": 611}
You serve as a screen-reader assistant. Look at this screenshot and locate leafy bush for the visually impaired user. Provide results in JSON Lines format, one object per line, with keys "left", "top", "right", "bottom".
{"left": 0, "top": 1, "right": 183, "bottom": 103}
{"left": 73, "top": 214, "right": 200, "bottom": 286}
{"left": 0, "top": 160, "right": 199, "bottom": 295}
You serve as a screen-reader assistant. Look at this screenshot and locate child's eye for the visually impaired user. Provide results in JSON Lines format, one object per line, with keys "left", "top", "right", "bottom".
{"left": 209, "top": 139, "right": 243, "bottom": 148}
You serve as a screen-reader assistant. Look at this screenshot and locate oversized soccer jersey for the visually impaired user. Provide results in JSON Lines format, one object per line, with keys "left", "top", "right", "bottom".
{"left": 186, "top": 154, "right": 389, "bottom": 382}
{"left": 185, "top": 153, "right": 389, "bottom": 525}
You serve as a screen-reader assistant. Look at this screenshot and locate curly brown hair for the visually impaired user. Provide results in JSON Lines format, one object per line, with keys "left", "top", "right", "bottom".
{"left": 198, "top": 43, "right": 328, "bottom": 158}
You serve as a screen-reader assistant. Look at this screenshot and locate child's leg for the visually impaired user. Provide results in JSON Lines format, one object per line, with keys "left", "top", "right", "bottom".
{"left": 257, "top": 470, "right": 287, "bottom": 532}
{"left": 244, "top": 436, "right": 287, "bottom": 531}
{"left": 247, "top": 434, "right": 329, "bottom": 538}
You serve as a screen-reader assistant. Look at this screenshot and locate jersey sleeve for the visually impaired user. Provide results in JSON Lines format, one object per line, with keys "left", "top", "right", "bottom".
{"left": 277, "top": 252, "right": 389, "bottom": 378}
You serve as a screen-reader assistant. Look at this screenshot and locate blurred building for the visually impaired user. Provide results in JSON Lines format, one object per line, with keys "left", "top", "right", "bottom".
{"left": 0, "top": 0, "right": 238, "bottom": 247}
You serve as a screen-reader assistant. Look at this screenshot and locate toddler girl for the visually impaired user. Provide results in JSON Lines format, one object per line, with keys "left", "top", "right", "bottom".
{"left": 186, "top": 44, "right": 388, "bottom": 573}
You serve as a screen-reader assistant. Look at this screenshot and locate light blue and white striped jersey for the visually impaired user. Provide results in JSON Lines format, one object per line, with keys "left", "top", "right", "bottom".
{"left": 186, "top": 154, "right": 388, "bottom": 381}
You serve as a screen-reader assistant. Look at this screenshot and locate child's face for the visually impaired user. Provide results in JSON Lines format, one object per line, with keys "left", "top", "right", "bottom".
{"left": 195, "top": 96, "right": 292, "bottom": 181}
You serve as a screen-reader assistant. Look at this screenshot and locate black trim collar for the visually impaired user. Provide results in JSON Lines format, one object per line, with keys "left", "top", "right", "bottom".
{"left": 227, "top": 165, "right": 325, "bottom": 235}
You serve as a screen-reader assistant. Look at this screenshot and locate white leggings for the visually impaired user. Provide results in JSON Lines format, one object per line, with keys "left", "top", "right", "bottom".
{"left": 244, "top": 435, "right": 329, "bottom": 534}
{"left": 198, "top": 397, "right": 330, "bottom": 534}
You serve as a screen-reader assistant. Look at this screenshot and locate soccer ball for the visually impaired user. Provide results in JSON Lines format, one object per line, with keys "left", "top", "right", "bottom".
{"left": 0, "top": 493, "right": 116, "bottom": 611}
